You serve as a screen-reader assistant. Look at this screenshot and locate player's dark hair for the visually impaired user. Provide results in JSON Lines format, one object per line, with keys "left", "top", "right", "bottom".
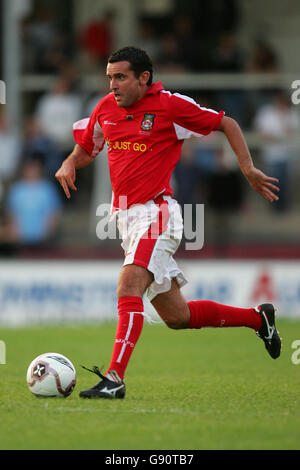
{"left": 108, "top": 46, "right": 153, "bottom": 86}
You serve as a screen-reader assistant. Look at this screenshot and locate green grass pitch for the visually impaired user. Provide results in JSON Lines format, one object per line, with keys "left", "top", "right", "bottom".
{"left": 0, "top": 320, "right": 300, "bottom": 450}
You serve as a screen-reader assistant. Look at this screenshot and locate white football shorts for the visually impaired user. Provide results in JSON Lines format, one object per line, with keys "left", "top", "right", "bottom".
{"left": 117, "top": 195, "right": 188, "bottom": 301}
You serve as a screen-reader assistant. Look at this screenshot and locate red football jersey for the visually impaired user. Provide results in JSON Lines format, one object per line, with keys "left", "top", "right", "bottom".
{"left": 73, "top": 81, "right": 224, "bottom": 210}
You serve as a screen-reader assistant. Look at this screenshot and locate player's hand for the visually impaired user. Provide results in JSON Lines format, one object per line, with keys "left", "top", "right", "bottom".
{"left": 55, "top": 159, "right": 77, "bottom": 199}
{"left": 244, "top": 167, "right": 279, "bottom": 203}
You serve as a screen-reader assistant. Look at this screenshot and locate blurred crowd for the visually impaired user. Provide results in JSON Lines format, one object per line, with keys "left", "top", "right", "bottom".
{"left": 0, "top": 4, "right": 299, "bottom": 252}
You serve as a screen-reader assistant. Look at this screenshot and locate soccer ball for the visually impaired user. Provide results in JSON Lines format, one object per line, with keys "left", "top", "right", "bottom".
{"left": 26, "top": 352, "right": 76, "bottom": 397}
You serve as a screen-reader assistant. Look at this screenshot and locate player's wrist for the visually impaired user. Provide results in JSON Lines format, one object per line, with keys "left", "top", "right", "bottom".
{"left": 65, "top": 151, "right": 91, "bottom": 170}
{"left": 241, "top": 163, "right": 255, "bottom": 178}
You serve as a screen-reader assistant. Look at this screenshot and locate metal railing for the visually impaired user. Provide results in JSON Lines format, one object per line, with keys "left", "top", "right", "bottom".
{"left": 20, "top": 72, "right": 300, "bottom": 92}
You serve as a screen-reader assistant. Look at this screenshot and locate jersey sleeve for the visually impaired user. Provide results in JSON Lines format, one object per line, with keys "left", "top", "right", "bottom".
{"left": 160, "top": 91, "right": 224, "bottom": 139}
{"left": 73, "top": 104, "right": 105, "bottom": 157}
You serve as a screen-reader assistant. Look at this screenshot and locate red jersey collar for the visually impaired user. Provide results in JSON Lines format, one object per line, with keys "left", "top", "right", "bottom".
{"left": 145, "top": 81, "right": 164, "bottom": 95}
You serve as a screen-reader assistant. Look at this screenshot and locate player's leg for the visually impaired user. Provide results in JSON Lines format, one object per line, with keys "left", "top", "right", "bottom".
{"left": 152, "top": 280, "right": 261, "bottom": 330}
{"left": 80, "top": 264, "right": 153, "bottom": 398}
{"left": 151, "top": 279, "right": 281, "bottom": 359}
{"left": 104, "top": 264, "right": 153, "bottom": 380}
{"left": 102, "top": 195, "right": 172, "bottom": 381}
{"left": 80, "top": 197, "right": 170, "bottom": 398}
{"left": 151, "top": 278, "right": 190, "bottom": 329}
{"left": 117, "top": 263, "right": 154, "bottom": 299}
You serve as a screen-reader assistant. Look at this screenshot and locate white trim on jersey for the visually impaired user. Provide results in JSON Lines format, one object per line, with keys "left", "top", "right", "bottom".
{"left": 73, "top": 118, "right": 90, "bottom": 130}
{"left": 73, "top": 117, "right": 105, "bottom": 157}
{"left": 92, "top": 120, "right": 105, "bottom": 157}
{"left": 172, "top": 92, "right": 219, "bottom": 115}
{"left": 173, "top": 122, "right": 204, "bottom": 140}
{"left": 161, "top": 90, "right": 218, "bottom": 141}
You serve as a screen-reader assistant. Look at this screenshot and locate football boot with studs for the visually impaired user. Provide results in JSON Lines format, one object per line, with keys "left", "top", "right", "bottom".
{"left": 79, "top": 365, "right": 126, "bottom": 399}
{"left": 255, "top": 303, "right": 281, "bottom": 359}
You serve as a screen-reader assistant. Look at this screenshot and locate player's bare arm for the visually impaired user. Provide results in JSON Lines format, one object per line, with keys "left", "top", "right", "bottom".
{"left": 219, "top": 116, "right": 280, "bottom": 203}
{"left": 55, "top": 144, "right": 95, "bottom": 199}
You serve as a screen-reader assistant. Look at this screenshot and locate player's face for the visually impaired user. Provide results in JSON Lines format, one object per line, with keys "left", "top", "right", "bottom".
{"left": 106, "top": 61, "right": 149, "bottom": 107}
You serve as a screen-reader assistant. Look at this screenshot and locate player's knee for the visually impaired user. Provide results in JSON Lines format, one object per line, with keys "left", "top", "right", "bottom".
{"left": 164, "top": 317, "right": 187, "bottom": 330}
{"left": 117, "top": 265, "right": 153, "bottom": 299}
{"left": 117, "top": 282, "right": 139, "bottom": 298}
{"left": 117, "top": 277, "right": 145, "bottom": 298}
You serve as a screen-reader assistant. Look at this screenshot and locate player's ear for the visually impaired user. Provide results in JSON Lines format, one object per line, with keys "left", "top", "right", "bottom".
{"left": 139, "top": 71, "right": 150, "bottom": 86}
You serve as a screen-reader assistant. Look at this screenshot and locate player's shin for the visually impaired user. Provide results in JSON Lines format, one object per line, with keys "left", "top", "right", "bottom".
{"left": 187, "top": 300, "right": 262, "bottom": 330}
{"left": 106, "top": 296, "right": 144, "bottom": 381}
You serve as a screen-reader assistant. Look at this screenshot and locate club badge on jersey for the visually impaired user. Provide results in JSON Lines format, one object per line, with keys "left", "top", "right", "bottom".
{"left": 141, "top": 113, "right": 155, "bottom": 131}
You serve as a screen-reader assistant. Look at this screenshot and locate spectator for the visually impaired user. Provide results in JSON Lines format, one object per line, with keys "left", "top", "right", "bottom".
{"left": 84, "top": 91, "right": 106, "bottom": 117}
{"left": 155, "top": 34, "right": 187, "bottom": 73}
{"left": 208, "top": 142, "right": 245, "bottom": 212}
{"left": 43, "top": 31, "right": 75, "bottom": 75}
{"left": 137, "top": 20, "right": 160, "bottom": 64}
{"left": 205, "top": 139, "right": 245, "bottom": 247}
{"left": 79, "top": 11, "right": 114, "bottom": 68}
{"left": 172, "top": 15, "right": 206, "bottom": 71}
{"left": 21, "top": 6, "right": 57, "bottom": 73}
{"left": 211, "top": 31, "right": 245, "bottom": 72}
{"left": 174, "top": 95, "right": 221, "bottom": 207}
{"left": 212, "top": 32, "right": 246, "bottom": 125}
{"left": 22, "top": 115, "right": 63, "bottom": 178}
{"left": 246, "top": 39, "right": 279, "bottom": 73}
{"left": 253, "top": 91, "right": 300, "bottom": 212}
{"left": 0, "top": 111, "right": 21, "bottom": 201}
{"left": 35, "top": 75, "right": 81, "bottom": 157}
{"left": 174, "top": 134, "right": 219, "bottom": 207}
{"left": 4, "top": 158, "right": 62, "bottom": 246}
{"left": 245, "top": 39, "right": 280, "bottom": 123}
{"left": 174, "top": 124, "right": 245, "bottom": 248}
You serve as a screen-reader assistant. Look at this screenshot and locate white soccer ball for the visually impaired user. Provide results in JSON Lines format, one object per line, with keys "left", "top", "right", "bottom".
{"left": 26, "top": 352, "right": 76, "bottom": 397}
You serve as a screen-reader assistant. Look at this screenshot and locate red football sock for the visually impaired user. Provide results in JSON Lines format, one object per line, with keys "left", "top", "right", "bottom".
{"left": 106, "top": 296, "right": 144, "bottom": 381}
{"left": 187, "top": 300, "right": 262, "bottom": 330}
